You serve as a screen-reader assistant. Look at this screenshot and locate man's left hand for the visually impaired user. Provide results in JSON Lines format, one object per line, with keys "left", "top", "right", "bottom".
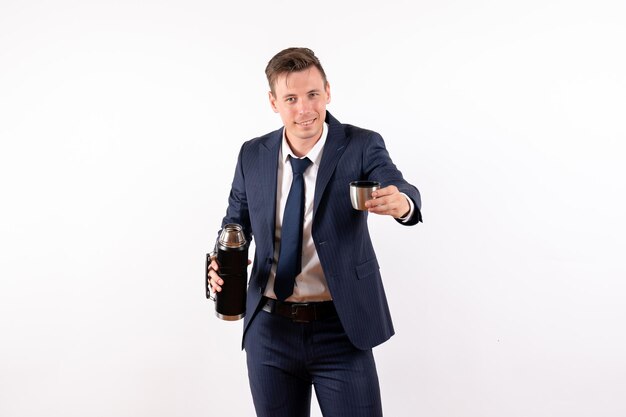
{"left": 365, "top": 185, "right": 410, "bottom": 219}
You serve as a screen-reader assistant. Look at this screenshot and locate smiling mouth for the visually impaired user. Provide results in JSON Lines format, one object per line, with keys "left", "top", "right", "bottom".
{"left": 296, "top": 118, "right": 316, "bottom": 127}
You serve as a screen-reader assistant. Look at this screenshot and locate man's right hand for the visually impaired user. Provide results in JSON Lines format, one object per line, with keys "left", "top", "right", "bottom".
{"left": 208, "top": 258, "right": 252, "bottom": 294}
{"left": 207, "top": 258, "right": 223, "bottom": 293}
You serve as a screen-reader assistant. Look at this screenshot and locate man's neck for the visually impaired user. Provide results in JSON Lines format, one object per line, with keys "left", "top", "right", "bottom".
{"left": 285, "top": 134, "right": 322, "bottom": 158}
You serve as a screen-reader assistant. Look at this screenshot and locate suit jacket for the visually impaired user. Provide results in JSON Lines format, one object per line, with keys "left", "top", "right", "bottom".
{"left": 220, "top": 112, "right": 422, "bottom": 350}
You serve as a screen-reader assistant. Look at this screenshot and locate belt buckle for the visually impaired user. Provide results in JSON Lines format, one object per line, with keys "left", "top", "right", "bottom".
{"left": 290, "top": 303, "right": 310, "bottom": 323}
{"left": 262, "top": 298, "right": 274, "bottom": 313}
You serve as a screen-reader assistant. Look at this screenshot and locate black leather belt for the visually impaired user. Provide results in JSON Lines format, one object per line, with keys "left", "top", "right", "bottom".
{"left": 261, "top": 296, "right": 337, "bottom": 323}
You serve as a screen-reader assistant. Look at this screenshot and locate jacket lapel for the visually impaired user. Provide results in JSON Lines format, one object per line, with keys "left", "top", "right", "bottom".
{"left": 314, "top": 112, "right": 348, "bottom": 216}
{"left": 259, "top": 129, "right": 282, "bottom": 251}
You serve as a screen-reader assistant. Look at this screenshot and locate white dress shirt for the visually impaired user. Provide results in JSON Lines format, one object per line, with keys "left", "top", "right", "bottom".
{"left": 264, "top": 123, "right": 331, "bottom": 302}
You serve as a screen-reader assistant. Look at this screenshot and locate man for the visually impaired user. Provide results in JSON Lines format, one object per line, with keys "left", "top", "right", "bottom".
{"left": 208, "top": 47, "right": 422, "bottom": 417}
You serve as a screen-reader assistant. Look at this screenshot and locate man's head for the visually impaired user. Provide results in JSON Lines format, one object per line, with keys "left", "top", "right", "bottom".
{"left": 265, "top": 47, "right": 328, "bottom": 95}
{"left": 266, "top": 48, "right": 331, "bottom": 153}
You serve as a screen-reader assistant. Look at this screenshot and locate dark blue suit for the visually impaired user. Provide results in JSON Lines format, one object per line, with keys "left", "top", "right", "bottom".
{"left": 220, "top": 112, "right": 421, "bottom": 416}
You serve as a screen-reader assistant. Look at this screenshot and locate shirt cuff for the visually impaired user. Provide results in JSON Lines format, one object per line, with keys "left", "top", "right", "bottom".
{"left": 398, "top": 193, "right": 415, "bottom": 223}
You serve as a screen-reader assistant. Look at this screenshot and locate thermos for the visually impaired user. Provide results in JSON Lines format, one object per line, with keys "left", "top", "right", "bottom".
{"left": 206, "top": 223, "right": 249, "bottom": 321}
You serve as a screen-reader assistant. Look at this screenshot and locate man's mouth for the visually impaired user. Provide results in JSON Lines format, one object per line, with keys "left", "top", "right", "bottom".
{"left": 296, "top": 118, "right": 316, "bottom": 127}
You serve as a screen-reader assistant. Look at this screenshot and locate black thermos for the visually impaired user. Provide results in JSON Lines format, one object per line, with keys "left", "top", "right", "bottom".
{"left": 206, "top": 223, "right": 249, "bottom": 321}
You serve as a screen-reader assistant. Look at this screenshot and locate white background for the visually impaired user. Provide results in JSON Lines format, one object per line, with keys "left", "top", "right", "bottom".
{"left": 1, "top": 1, "right": 625, "bottom": 416}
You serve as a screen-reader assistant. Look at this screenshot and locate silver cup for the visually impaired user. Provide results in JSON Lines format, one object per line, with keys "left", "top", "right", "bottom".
{"left": 350, "top": 181, "right": 381, "bottom": 210}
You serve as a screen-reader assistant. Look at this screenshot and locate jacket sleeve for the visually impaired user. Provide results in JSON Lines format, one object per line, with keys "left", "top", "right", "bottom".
{"left": 362, "top": 131, "right": 422, "bottom": 226}
{"left": 219, "top": 143, "right": 253, "bottom": 243}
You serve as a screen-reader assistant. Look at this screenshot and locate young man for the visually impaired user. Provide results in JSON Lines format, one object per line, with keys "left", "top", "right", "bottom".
{"left": 208, "top": 47, "right": 422, "bottom": 417}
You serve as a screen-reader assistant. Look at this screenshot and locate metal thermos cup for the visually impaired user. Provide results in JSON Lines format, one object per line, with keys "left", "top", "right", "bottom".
{"left": 206, "top": 223, "right": 249, "bottom": 321}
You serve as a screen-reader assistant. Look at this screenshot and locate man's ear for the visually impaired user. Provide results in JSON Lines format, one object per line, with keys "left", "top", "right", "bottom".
{"left": 269, "top": 91, "right": 279, "bottom": 113}
{"left": 325, "top": 82, "right": 331, "bottom": 104}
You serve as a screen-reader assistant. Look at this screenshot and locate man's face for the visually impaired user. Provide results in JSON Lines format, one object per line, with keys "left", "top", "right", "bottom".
{"left": 269, "top": 67, "right": 331, "bottom": 147}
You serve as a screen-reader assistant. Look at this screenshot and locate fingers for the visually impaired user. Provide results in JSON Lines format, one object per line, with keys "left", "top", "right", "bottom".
{"left": 370, "top": 185, "right": 398, "bottom": 199}
{"left": 207, "top": 259, "right": 252, "bottom": 293}
{"left": 365, "top": 185, "right": 409, "bottom": 218}
{"left": 207, "top": 260, "right": 223, "bottom": 293}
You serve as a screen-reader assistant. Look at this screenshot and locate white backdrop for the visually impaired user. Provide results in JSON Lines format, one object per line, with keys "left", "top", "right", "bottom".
{"left": 1, "top": 1, "right": 625, "bottom": 416}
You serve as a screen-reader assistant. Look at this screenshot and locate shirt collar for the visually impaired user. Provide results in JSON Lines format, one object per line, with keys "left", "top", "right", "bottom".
{"left": 281, "top": 122, "right": 328, "bottom": 167}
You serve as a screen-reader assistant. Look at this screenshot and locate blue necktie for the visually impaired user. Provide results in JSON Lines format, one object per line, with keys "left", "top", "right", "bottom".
{"left": 274, "top": 156, "right": 312, "bottom": 301}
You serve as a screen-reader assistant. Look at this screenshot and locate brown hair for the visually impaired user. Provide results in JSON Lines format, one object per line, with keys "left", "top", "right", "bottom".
{"left": 265, "top": 47, "right": 328, "bottom": 95}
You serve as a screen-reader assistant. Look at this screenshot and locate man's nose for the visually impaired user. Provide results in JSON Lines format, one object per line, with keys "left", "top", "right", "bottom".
{"left": 297, "top": 98, "right": 310, "bottom": 113}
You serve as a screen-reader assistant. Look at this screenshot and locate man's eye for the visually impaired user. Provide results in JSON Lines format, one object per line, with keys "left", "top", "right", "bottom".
{"left": 286, "top": 97, "right": 296, "bottom": 102}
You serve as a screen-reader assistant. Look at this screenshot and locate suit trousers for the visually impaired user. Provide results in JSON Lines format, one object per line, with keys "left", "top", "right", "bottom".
{"left": 244, "top": 307, "right": 383, "bottom": 417}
